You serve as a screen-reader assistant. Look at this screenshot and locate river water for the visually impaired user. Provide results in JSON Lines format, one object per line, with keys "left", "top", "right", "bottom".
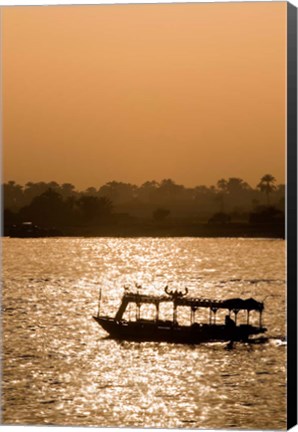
{"left": 2, "top": 237, "right": 286, "bottom": 429}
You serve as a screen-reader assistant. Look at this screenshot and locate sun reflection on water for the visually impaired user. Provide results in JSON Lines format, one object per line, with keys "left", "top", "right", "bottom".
{"left": 2, "top": 237, "right": 286, "bottom": 428}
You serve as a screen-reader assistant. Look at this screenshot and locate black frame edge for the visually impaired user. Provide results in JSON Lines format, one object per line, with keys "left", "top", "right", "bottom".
{"left": 287, "top": 1, "right": 297, "bottom": 430}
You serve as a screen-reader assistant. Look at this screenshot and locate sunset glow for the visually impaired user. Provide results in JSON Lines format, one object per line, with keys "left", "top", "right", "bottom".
{"left": 3, "top": 2, "right": 286, "bottom": 189}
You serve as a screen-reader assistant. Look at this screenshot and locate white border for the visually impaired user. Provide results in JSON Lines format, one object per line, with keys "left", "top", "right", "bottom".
{"left": 0, "top": 0, "right": 297, "bottom": 6}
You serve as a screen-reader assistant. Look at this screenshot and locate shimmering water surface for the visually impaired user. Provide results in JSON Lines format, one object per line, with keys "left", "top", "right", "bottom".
{"left": 2, "top": 237, "right": 286, "bottom": 429}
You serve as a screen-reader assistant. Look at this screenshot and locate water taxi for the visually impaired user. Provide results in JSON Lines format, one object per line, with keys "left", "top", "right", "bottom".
{"left": 93, "top": 286, "right": 267, "bottom": 344}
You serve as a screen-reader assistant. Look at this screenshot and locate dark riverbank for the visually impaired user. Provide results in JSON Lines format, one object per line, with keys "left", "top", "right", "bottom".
{"left": 5, "top": 221, "right": 285, "bottom": 239}
{"left": 3, "top": 179, "right": 285, "bottom": 239}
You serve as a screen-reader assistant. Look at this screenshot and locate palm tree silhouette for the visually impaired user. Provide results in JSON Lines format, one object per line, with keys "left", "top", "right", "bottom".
{"left": 216, "top": 178, "right": 228, "bottom": 212}
{"left": 257, "top": 174, "right": 276, "bottom": 206}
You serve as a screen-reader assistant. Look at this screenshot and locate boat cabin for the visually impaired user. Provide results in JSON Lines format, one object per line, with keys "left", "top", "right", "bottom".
{"left": 97, "top": 286, "right": 264, "bottom": 329}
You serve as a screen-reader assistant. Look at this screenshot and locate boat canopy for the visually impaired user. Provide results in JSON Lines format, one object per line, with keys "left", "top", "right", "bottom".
{"left": 115, "top": 290, "right": 264, "bottom": 319}
{"left": 221, "top": 297, "right": 264, "bottom": 312}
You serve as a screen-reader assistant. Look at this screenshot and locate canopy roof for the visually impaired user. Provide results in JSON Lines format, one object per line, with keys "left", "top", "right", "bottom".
{"left": 122, "top": 292, "right": 264, "bottom": 312}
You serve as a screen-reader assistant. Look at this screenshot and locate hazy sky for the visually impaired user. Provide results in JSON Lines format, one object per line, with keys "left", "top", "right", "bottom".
{"left": 2, "top": 2, "right": 286, "bottom": 190}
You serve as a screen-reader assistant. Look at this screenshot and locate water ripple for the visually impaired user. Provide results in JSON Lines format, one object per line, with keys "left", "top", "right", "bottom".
{"left": 2, "top": 237, "right": 286, "bottom": 429}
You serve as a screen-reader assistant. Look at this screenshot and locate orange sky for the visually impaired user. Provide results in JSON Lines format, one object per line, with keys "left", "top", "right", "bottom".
{"left": 2, "top": 2, "right": 286, "bottom": 190}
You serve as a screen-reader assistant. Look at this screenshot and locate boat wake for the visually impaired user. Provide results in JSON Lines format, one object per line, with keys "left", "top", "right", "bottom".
{"left": 219, "top": 278, "right": 285, "bottom": 285}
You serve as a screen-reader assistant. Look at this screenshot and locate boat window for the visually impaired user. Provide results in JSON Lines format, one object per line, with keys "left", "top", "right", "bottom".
{"left": 175, "top": 306, "right": 191, "bottom": 326}
{"left": 195, "top": 308, "right": 210, "bottom": 324}
{"left": 247, "top": 310, "right": 262, "bottom": 327}
{"left": 140, "top": 304, "right": 156, "bottom": 321}
{"left": 122, "top": 303, "right": 137, "bottom": 322}
{"left": 234, "top": 309, "right": 246, "bottom": 325}
{"left": 158, "top": 303, "right": 173, "bottom": 322}
{"left": 216, "top": 309, "right": 228, "bottom": 325}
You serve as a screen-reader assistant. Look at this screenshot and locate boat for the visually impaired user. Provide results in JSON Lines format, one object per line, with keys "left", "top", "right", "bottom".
{"left": 8, "top": 221, "right": 62, "bottom": 238}
{"left": 92, "top": 286, "right": 267, "bottom": 344}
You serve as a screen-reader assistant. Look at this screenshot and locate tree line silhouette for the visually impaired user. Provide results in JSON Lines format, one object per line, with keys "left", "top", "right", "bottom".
{"left": 2, "top": 175, "right": 285, "bottom": 237}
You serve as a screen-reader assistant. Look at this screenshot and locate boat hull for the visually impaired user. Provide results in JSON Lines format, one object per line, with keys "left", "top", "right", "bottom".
{"left": 93, "top": 316, "right": 266, "bottom": 344}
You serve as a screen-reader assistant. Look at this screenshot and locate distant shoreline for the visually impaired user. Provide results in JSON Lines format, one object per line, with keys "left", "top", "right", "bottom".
{"left": 5, "top": 222, "right": 285, "bottom": 239}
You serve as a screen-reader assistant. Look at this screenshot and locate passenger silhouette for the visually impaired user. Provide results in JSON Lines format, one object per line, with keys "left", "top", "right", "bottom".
{"left": 225, "top": 314, "right": 236, "bottom": 327}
